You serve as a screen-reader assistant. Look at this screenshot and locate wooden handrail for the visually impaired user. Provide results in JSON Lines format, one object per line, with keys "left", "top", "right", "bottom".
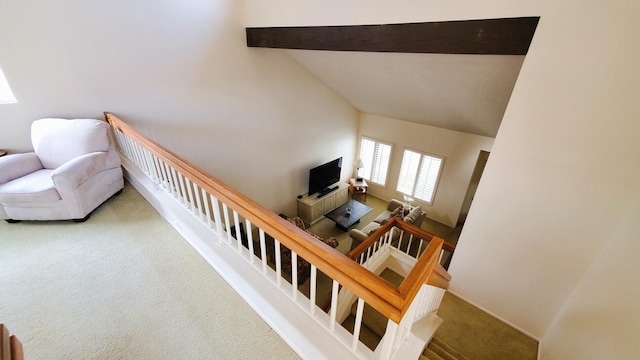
{"left": 105, "top": 112, "right": 448, "bottom": 323}
{"left": 427, "top": 264, "right": 451, "bottom": 289}
{"left": 348, "top": 217, "right": 457, "bottom": 265}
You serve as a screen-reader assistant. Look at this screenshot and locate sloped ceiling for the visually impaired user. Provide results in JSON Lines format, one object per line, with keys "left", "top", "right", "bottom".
{"left": 246, "top": 18, "right": 538, "bottom": 138}
{"left": 285, "top": 50, "right": 524, "bottom": 138}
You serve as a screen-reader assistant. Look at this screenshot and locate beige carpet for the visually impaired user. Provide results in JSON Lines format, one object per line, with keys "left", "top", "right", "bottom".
{"left": 435, "top": 292, "right": 538, "bottom": 360}
{"left": 306, "top": 195, "right": 389, "bottom": 254}
{"left": 308, "top": 195, "right": 538, "bottom": 360}
{"left": 306, "top": 195, "right": 462, "bottom": 255}
{"left": 0, "top": 182, "right": 298, "bottom": 360}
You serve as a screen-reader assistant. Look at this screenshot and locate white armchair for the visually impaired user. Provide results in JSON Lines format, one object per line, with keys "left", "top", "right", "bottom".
{"left": 0, "top": 118, "right": 124, "bottom": 222}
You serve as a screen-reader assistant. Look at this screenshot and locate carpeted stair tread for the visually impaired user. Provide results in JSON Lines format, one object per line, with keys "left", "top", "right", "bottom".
{"left": 422, "top": 347, "right": 446, "bottom": 360}
{"left": 341, "top": 314, "right": 381, "bottom": 351}
{"left": 424, "top": 337, "right": 470, "bottom": 360}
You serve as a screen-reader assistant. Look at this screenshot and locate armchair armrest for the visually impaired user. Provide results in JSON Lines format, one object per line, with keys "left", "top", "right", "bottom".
{"left": 349, "top": 229, "right": 369, "bottom": 250}
{"left": 52, "top": 150, "right": 121, "bottom": 190}
{"left": 0, "top": 152, "right": 43, "bottom": 184}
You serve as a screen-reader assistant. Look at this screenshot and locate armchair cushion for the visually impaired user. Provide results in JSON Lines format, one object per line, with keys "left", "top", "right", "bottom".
{"left": 32, "top": 118, "right": 111, "bottom": 169}
{"left": 0, "top": 169, "right": 59, "bottom": 203}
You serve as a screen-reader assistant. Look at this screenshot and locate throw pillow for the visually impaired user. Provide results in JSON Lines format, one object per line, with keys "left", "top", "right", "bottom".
{"left": 381, "top": 205, "right": 405, "bottom": 225}
{"left": 403, "top": 206, "right": 422, "bottom": 224}
{"left": 324, "top": 237, "right": 339, "bottom": 248}
{"left": 288, "top": 217, "right": 306, "bottom": 230}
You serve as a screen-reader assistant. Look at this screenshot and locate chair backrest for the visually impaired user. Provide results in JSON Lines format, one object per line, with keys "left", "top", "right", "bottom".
{"left": 31, "top": 118, "right": 112, "bottom": 169}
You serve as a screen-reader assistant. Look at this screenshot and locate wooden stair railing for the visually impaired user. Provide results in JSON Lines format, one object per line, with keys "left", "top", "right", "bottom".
{"left": 0, "top": 324, "right": 24, "bottom": 360}
{"left": 349, "top": 217, "right": 457, "bottom": 270}
{"left": 105, "top": 111, "right": 447, "bottom": 325}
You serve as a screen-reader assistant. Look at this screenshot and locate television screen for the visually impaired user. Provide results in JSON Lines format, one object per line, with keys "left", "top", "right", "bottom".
{"left": 308, "top": 157, "right": 342, "bottom": 196}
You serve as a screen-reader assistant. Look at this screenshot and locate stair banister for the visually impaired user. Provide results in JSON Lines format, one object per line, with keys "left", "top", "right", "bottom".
{"left": 105, "top": 112, "right": 451, "bottom": 358}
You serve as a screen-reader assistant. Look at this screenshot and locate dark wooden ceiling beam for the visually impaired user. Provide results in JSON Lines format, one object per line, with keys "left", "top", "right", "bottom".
{"left": 246, "top": 17, "right": 539, "bottom": 55}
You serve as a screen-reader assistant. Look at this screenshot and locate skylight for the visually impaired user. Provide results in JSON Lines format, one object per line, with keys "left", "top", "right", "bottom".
{"left": 0, "top": 65, "right": 17, "bottom": 104}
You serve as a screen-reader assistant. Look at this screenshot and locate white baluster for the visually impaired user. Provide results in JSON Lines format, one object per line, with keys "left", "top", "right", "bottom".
{"left": 406, "top": 235, "right": 414, "bottom": 255}
{"left": 149, "top": 154, "right": 162, "bottom": 185}
{"left": 417, "top": 239, "right": 425, "bottom": 258}
{"left": 310, "top": 265, "right": 317, "bottom": 315}
{"left": 177, "top": 173, "right": 188, "bottom": 206}
{"left": 159, "top": 160, "right": 171, "bottom": 191}
{"left": 246, "top": 219, "right": 254, "bottom": 263}
{"left": 233, "top": 211, "right": 242, "bottom": 253}
{"left": 222, "top": 204, "right": 232, "bottom": 244}
{"left": 275, "top": 239, "right": 282, "bottom": 286}
{"left": 330, "top": 280, "right": 339, "bottom": 331}
{"left": 169, "top": 167, "right": 180, "bottom": 198}
{"left": 202, "top": 188, "right": 212, "bottom": 227}
{"left": 211, "top": 196, "right": 224, "bottom": 242}
{"left": 185, "top": 178, "right": 196, "bottom": 213}
{"left": 352, "top": 298, "right": 365, "bottom": 351}
{"left": 259, "top": 229, "right": 267, "bottom": 273}
{"left": 291, "top": 252, "right": 298, "bottom": 299}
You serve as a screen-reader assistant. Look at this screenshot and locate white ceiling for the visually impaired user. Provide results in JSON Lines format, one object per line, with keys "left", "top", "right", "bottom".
{"left": 285, "top": 50, "right": 525, "bottom": 138}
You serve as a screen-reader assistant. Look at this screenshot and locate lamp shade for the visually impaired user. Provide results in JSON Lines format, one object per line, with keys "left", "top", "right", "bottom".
{"left": 355, "top": 158, "right": 364, "bottom": 169}
{"left": 0, "top": 66, "right": 17, "bottom": 104}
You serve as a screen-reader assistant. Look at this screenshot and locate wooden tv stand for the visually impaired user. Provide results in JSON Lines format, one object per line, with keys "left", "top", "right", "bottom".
{"left": 297, "top": 182, "right": 349, "bottom": 225}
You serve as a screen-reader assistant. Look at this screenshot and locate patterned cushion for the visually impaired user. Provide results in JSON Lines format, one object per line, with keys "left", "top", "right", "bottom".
{"left": 390, "top": 205, "right": 405, "bottom": 218}
{"left": 403, "top": 206, "right": 422, "bottom": 224}
{"left": 287, "top": 216, "right": 306, "bottom": 230}
{"left": 324, "top": 237, "right": 339, "bottom": 248}
{"left": 381, "top": 205, "right": 404, "bottom": 224}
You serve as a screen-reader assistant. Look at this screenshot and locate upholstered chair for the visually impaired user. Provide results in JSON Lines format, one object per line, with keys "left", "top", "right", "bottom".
{"left": 0, "top": 118, "right": 123, "bottom": 222}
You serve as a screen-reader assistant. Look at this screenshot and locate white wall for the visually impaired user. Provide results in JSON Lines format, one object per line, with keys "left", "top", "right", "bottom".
{"left": 0, "top": 0, "right": 359, "bottom": 216}
{"left": 540, "top": 196, "right": 640, "bottom": 359}
{"left": 245, "top": 0, "right": 640, "bottom": 353}
{"left": 359, "top": 113, "right": 493, "bottom": 227}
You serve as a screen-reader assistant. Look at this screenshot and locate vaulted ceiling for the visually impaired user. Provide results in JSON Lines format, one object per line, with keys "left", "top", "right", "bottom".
{"left": 285, "top": 50, "right": 524, "bottom": 138}
{"left": 246, "top": 18, "right": 538, "bottom": 138}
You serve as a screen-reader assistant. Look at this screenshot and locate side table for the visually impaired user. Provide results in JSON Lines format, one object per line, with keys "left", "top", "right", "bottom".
{"left": 349, "top": 178, "right": 368, "bottom": 201}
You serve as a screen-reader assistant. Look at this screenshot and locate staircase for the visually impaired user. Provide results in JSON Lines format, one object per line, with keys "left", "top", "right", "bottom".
{"left": 421, "top": 337, "right": 470, "bottom": 360}
{"left": 341, "top": 269, "right": 469, "bottom": 360}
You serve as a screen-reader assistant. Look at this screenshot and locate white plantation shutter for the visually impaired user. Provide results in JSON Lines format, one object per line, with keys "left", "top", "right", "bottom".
{"left": 359, "top": 138, "right": 392, "bottom": 186}
{"left": 397, "top": 150, "right": 421, "bottom": 195}
{"left": 397, "top": 149, "right": 443, "bottom": 204}
{"left": 359, "top": 138, "right": 375, "bottom": 180}
{"left": 414, "top": 155, "right": 442, "bottom": 202}
{"left": 371, "top": 142, "right": 391, "bottom": 185}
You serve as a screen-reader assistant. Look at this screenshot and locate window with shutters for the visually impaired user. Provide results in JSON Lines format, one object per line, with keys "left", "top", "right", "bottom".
{"left": 358, "top": 137, "right": 392, "bottom": 186}
{"left": 396, "top": 149, "right": 443, "bottom": 204}
{"left": 0, "top": 65, "right": 17, "bottom": 104}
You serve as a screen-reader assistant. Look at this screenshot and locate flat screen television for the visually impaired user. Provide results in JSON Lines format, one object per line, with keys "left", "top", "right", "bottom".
{"left": 308, "top": 157, "right": 342, "bottom": 196}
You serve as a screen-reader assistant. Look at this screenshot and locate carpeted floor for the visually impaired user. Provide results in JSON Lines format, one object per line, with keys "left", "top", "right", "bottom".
{"left": 0, "top": 182, "right": 298, "bottom": 360}
{"left": 0, "top": 184, "right": 537, "bottom": 360}
{"left": 308, "top": 195, "right": 538, "bottom": 360}
{"left": 435, "top": 292, "right": 538, "bottom": 360}
{"left": 306, "top": 195, "right": 463, "bottom": 255}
